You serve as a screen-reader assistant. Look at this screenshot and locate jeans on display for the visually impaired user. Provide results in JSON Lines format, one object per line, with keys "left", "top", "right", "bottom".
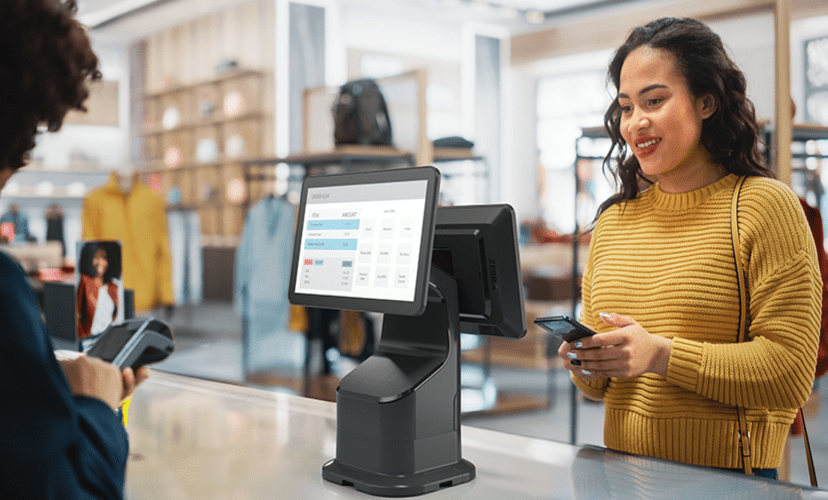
{"left": 168, "top": 210, "right": 202, "bottom": 305}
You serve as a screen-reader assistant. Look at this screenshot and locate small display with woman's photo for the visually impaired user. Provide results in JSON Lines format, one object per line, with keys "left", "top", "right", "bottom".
{"left": 76, "top": 241, "right": 124, "bottom": 340}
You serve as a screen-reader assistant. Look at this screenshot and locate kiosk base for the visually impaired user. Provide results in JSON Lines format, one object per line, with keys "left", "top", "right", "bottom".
{"left": 323, "top": 266, "right": 473, "bottom": 497}
{"left": 322, "top": 458, "right": 475, "bottom": 497}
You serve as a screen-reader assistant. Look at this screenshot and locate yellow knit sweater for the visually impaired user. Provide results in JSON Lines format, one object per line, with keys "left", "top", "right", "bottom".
{"left": 574, "top": 173, "right": 821, "bottom": 469}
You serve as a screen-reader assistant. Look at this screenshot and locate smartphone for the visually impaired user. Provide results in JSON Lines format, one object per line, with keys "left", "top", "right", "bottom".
{"left": 533, "top": 315, "right": 596, "bottom": 343}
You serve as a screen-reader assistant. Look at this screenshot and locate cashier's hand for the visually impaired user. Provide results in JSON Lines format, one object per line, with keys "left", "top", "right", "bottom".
{"left": 58, "top": 355, "right": 150, "bottom": 411}
{"left": 558, "top": 312, "right": 672, "bottom": 381}
{"left": 123, "top": 365, "right": 150, "bottom": 403}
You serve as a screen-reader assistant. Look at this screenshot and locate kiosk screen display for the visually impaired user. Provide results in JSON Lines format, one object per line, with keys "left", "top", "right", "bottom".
{"left": 289, "top": 166, "right": 440, "bottom": 316}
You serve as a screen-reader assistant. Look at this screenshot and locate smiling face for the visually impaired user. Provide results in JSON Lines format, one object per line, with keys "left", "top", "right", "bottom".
{"left": 92, "top": 247, "right": 108, "bottom": 278}
{"left": 618, "top": 46, "right": 721, "bottom": 192}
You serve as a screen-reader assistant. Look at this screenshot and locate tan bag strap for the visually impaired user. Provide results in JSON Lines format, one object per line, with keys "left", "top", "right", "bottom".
{"left": 801, "top": 408, "right": 818, "bottom": 487}
{"left": 731, "top": 176, "right": 817, "bottom": 486}
{"left": 730, "top": 176, "right": 752, "bottom": 476}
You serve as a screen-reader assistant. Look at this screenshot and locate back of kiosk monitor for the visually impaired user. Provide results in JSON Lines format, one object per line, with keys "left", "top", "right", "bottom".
{"left": 288, "top": 166, "right": 526, "bottom": 497}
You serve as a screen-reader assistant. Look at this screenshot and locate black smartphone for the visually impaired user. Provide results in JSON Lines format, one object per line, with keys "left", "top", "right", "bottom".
{"left": 533, "top": 315, "right": 596, "bottom": 343}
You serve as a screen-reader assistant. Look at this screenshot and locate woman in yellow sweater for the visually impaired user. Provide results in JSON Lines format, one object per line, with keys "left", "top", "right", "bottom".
{"left": 559, "top": 17, "right": 821, "bottom": 479}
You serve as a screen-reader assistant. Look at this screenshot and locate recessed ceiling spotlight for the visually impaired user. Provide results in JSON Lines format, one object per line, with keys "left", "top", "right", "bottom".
{"left": 525, "top": 10, "right": 545, "bottom": 23}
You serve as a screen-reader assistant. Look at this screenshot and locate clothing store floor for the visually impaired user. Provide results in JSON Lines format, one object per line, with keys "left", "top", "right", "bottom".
{"left": 148, "top": 302, "right": 828, "bottom": 489}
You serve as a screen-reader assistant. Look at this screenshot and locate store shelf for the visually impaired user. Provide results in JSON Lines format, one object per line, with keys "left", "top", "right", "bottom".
{"left": 764, "top": 123, "right": 828, "bottom": 209}
{"left": 143, "top": 69, "right": 265, "bottom": 98}
{"left": 433, "top": 147, "right": 483, "bottom": 161}
{"left": 142, "top": 111, "right": 266, "bottom": 136}
{"left": 789, "top": 123, "right": 828, "bottom": 141}
{"left": 1, "top": 194, "right": 86, "bottom": 202}
{"left": 140, "top": 69, "right": 270, "bottom": 237}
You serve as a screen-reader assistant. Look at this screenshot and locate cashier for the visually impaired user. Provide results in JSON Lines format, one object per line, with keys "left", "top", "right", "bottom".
{"left": 0, "top": 1, "right": 148, "bottom": 498}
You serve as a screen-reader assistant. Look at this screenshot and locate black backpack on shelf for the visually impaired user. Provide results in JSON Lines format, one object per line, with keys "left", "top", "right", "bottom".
{"left": 332, "top": 79, "right": 393, "bottom": 146}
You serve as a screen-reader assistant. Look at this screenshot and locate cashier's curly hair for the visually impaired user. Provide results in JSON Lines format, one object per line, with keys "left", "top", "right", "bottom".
{"left": 0, "top": 0, "right": 101, "bottom": 171}
{"left": 595, "top": 17, "right": 774, "bottom": 220}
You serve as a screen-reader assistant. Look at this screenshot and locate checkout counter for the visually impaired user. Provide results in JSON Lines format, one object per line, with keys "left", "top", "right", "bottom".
{"left": 124, "top": 371, "right": 827, "bottom": 499}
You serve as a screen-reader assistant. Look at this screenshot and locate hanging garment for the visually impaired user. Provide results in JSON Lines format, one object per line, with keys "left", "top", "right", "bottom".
{"left": 338, "top": 310, "right": 366, "bottom": 358}
{"left": 290, "top": 304, "right": 308, "bottom": 332}
{"left": 0, "top": 208, "right": 32, "bottom": 242}
{"left": 799, "top": 198, "right": 828, "bottom": 379}
{"left": 45, "top": 204, "right": 66, "bottom": 256}
{"left": 235, "top": 195, "right": 298, "bottom": 373}
{"left": 305, "top": 307, "right": 340, "bottom": 374}
{"left": 82, "top": 173, "right": 174, "bottom": 312}
{"left": 168, "top": 210, "right": 203, "bottom": 305}
{"left": 791, "top": 197, "right": 828, "bottom": 435}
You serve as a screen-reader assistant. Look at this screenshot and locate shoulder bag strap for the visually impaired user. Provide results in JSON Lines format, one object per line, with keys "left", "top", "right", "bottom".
{"left": 801, "top": 408, "right": 818, "bottom": 486}
{"left": 730, "top": 175, "right": 752, "bottom": 476}
{"left": 731, "top": 176, "right": 817, "bottom": 486}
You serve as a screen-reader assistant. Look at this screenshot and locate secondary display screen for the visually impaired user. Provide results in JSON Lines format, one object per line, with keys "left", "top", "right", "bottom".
{"left": 289, "top": 167, "right": 440, "bottom": 316}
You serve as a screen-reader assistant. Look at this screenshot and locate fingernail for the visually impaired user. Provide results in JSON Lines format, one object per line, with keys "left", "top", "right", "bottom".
{"left": 573, "top": 341, "right": 583, "bottom": 349}
{"left": 582, "top": 370, "right": 592, "bottom": 375}
{"left": 567, "top": 352, "right": 578, "bottom": 359}
{"left": 599, "top": 312, "right": 612, "bottom": 320}
{"left": 571, "top": 360, "right": 581, "bottom": 366}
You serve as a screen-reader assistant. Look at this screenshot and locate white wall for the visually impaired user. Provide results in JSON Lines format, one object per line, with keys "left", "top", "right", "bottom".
{"left": 709, "top": 14, "right": 776, "bottom": 124}
{"left": 504, "top": 66, "right": 540, "bottom": 224}
{"left": 339, "top": 9, "right": 463, "bottom": 63}
{"left": 31, "top": 37, "right": 131, "bottom": 170}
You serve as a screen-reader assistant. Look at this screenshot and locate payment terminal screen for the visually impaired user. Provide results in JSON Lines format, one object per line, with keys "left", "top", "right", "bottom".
{"left": 294, "top": 179, "right": 429, "bottom": 303}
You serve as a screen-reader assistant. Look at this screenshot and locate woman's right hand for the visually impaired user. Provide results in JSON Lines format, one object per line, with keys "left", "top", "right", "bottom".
{"left": 558, "top": 340, "right": 603, "bottom": 382}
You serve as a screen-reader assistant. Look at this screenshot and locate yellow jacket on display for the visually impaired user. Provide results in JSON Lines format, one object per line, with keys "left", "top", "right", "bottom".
{"left": 82, "top": 173, "right": 174, "bottom": 312}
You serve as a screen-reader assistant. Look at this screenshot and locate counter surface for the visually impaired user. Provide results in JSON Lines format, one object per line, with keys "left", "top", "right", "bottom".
{"left": 125, "top": 372, "right": 827, "bottom": 499}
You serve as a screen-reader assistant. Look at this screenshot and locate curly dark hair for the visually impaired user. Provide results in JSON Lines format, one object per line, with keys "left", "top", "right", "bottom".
{"left": 0, "top": 0, "right": 101, "bottom": 171}
{"left": 595, "top": 17, "right": 774, "bottom": 220}
{"left": 78, "top": 241, "right": 122, "bottom": 283}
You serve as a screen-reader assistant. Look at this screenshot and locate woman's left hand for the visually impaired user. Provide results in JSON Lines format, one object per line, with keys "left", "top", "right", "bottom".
{"left": 568, "top": 312, "right": 672, "bottom": 379}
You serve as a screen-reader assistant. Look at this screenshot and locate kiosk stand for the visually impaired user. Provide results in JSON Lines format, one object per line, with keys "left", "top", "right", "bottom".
{"left": 322, "top": 265, "right": 475, "bottom": 496}
{"left": 289, "top": 167, "right": 525, "bottom": 497}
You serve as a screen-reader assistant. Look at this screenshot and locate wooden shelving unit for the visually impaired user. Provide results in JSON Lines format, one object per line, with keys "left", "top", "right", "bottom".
{"left": 140, "top": 69, "right": 269, "bottom": 237}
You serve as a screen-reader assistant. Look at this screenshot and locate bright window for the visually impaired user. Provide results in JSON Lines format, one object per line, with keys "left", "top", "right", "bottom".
{"left": 536, "top": 70, "right": 613, "bottom": 233}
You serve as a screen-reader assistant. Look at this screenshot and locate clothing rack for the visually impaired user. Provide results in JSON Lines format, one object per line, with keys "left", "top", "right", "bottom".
{"left": 570, "top": 126, "right": 615, "bottom": 444}
{"left": 241, "top": 161, "right": 305, "bottom": 217}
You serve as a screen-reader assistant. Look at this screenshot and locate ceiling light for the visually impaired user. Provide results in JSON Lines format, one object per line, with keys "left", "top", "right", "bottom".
{"left": 525, "top": 10, "right": 545, "bottom": 24}
{"left": 500, "top": 6, "right": 519, "bottom": 19}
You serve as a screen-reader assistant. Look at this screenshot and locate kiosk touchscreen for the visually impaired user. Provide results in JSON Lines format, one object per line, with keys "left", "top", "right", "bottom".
{"left": 288, "top": 166, "right": 526, "bottom": 497}
{"left": 288, "top": 166, "right": 440, "bottom": 316}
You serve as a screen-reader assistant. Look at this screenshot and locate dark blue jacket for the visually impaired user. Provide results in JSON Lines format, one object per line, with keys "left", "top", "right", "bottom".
{"left": 0, "top": 251, "right": 128, "bottom": 499}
